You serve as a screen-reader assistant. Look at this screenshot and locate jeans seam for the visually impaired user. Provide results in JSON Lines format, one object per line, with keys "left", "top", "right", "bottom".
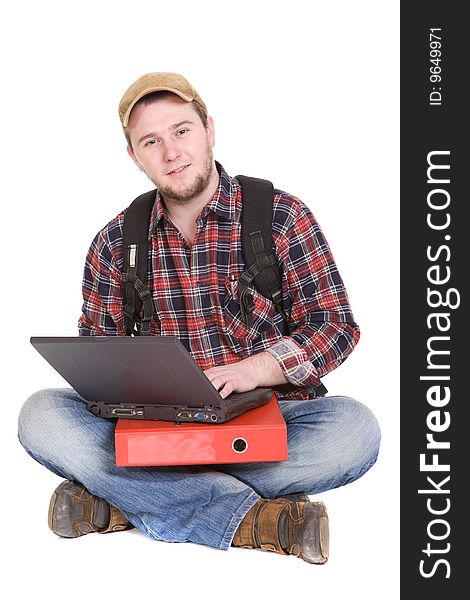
{"left": 220, "top": 491, "right": 261, "bottom": 550}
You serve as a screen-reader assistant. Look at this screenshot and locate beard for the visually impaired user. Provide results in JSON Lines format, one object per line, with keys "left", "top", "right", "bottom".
{"left": 154, "top": 141, "right": 215, "bottom": 206}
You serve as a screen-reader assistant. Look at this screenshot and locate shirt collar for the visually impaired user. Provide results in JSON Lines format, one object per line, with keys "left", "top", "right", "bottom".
{"left": 147, "top": 161, "right": 239, "bottom": 236}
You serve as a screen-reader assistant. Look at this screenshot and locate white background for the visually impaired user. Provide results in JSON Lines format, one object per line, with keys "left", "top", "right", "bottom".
{"left": 1, "top": 1, "right": 399, "bottom": 598}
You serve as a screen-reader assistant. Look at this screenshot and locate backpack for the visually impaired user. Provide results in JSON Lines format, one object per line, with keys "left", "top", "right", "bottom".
{"left": 121, "top": 175, "right": 328, "bottom": 396}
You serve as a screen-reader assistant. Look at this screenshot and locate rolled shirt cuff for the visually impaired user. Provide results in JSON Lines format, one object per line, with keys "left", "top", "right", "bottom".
{"left": 265, "top": 337, "right": 321, "bottom": 388}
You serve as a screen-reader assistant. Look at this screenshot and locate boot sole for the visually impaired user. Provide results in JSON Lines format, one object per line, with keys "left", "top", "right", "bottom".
{"left": 48, "top": 481, "right": 83, "bottom": 537}
{"left": 48, "top": 480, "right": 97, "bottom": 538}
{"left": 47, "top": 490, "right": 58, "bottom": 533}
{"left": 301, "top": 502, "right": 329, "bottom": 564}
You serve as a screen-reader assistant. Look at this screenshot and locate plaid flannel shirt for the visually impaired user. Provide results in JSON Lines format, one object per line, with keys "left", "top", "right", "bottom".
{"left": 78, "top": 162, "right": 360, "bottom": 400}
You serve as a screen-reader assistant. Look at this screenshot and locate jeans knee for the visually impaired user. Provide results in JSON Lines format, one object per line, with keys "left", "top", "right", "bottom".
{"left": 18, "top": 389, "right": 55, "bottom": 450}
{"left": 367, "top": 405, "right": 381, "bottom": 458}
{"left": 341, "top": 396, "right": 381, "bottom": 470}
{"left": 18, "top": 388, "right": 85, "bottom": 455}
{"left": 18, "top": 387, "right": 116, "bottom": 482}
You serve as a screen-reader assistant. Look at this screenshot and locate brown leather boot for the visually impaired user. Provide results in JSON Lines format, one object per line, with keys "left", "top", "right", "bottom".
{"left": 48, "top": 480, "right": 133, "bottom": 538}
{"left": 232, "top": 494, "right": 329, "bottom": 564}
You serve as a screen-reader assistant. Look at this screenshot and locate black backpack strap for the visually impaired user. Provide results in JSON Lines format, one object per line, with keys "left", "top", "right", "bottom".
{"left": 235, "top": 175, "right": 288, "bottom": 330}
{"left": 235, "top": 175, "right": 327, "bottom": 398}
{"left": 121, "top": 189, "right": 156, "bottom": 335}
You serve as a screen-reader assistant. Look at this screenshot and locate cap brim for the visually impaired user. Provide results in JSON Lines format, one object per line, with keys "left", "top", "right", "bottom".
{"left": 122, "top": 86, "right": 194, "bottom": 127}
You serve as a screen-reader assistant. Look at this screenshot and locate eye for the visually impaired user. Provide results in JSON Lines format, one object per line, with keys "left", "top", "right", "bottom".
{"left": 144, "top": 138, "right": 159, "bottom": 147}
{"left": 176, "top": 128, "right": 188, "bottom": 136}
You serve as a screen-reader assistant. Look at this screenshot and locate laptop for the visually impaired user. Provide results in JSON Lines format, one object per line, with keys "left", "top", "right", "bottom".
{"left": 30, "top": 336, "right": 273, "bottom": 424}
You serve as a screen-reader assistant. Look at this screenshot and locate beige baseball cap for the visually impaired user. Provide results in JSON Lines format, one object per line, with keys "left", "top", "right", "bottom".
{"left": 118, "top": 72, "right": 208, "bottom": 127}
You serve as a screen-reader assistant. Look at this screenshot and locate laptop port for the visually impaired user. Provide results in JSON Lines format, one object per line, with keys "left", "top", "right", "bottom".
{"left": 112, "top": 408, "right": 138, "bottom": 416}
{"left": 176, "top": 411, "right": 193, "bottom": 419}
{"left": 210, "top": 414, "right": 218, "bottom": 422}
{"left": 194, "top": 412, "right": 208, "bottom": 420}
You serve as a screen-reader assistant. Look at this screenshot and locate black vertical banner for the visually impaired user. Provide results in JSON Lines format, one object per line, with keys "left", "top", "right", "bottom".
{"left": 401, "top": 3, "right": 466, "bottom": 597}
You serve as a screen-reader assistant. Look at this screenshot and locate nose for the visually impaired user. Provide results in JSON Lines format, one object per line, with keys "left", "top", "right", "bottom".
{"left": 162, "top": 138, "right": 180, "bottom": 163}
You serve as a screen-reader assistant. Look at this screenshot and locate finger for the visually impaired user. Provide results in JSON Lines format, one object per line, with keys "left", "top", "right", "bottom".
{"left": 205, "top": 374, "right": 229, "bottom": 392}
{"left": 204, "top": 367, "right": 229, "bottom": 380}
{"left": 207, "top": 376, "right": 222, "bottom": 390}
{"left": 204, "top": 370, "right": 225, "bottom": 384}
{"left": 204, "top": 372, "right": 217, "bottom": 384}
{"left": 219, "top": 381, "right": 234, "bottom": 399}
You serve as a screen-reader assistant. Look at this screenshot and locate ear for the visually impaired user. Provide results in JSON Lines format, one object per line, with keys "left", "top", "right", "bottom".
{"left": 206, "top": 115, "right": 215, "bottom": 148}
{"left": 127, "top": 145, "right": 145, "bottom": 171}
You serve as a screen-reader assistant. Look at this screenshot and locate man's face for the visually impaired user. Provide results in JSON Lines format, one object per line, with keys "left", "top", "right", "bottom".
{"left": 126, "top": 95, "right": 216, "bottom": 204}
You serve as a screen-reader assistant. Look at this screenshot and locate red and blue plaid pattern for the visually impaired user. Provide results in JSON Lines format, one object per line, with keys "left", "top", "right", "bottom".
{"left": 78, "top": 162, "right": 360, "bottom": 399}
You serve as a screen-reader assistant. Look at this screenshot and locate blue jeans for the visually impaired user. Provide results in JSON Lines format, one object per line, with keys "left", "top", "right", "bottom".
{"left": 17, "top": 388, "right": 380, "bottom": 550}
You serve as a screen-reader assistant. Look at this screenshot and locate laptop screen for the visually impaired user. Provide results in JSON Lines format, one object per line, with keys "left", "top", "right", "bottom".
{"left": 30, "top": 336, "right": 225, "bottom": 407}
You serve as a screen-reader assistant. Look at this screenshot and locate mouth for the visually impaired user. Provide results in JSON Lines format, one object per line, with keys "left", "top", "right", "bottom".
{"left": 167, "top": 164, "right": 190, "bottom": 175}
